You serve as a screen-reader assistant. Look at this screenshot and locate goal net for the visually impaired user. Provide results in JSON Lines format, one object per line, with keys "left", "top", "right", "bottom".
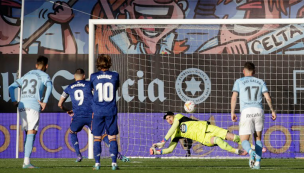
{"left": 89, "top": 19, "right": 304, "bottom": 158}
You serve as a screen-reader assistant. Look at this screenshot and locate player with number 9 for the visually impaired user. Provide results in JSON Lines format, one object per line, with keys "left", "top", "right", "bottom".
{"left": 58, "top": 68, "right": 93, "bottom": 162}
{"left": 90, "top": 54, "right": 120, "bottom": 170}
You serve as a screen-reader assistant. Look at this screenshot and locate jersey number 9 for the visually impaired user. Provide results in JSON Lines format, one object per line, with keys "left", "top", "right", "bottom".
{"left": 74, "top": 90, "right": 84, "bottom": 106}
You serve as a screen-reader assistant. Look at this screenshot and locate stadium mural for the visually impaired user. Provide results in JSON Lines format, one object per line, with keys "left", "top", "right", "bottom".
{"left": 1, "top": 0, "right": 304, "bottom": 55}
{"left": 1, "top": 0, "right": 304, "bottom": 158}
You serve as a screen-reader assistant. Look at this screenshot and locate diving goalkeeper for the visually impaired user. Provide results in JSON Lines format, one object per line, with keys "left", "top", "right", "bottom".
{"left": 150, "top": 112, "right": 247, "bottom": 156}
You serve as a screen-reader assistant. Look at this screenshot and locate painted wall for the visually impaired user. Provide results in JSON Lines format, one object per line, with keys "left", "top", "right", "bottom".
{"left": 2, "top": 0, "right": 304, "bottom": 54}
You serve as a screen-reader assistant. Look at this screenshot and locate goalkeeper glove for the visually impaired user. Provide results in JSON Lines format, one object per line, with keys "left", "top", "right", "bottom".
{"left": 152, "top": 139, "right": 166, "bottom": 148}
{"left": 150, "top": 147, "right": 162, "bottom": 155}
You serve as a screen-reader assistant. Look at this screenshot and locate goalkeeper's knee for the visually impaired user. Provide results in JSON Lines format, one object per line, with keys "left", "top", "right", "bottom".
{"left": 214, "top": 137, "right": 235, "bottom": 153}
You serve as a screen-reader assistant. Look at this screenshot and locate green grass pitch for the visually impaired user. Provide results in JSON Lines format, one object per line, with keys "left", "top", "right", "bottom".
{"left": 0, "top": 158, "right": 303, "bottom": 173}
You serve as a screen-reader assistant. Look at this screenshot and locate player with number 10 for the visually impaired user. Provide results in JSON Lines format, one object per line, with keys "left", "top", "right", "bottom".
{"left": 90, "top": 54, "right": 120, "bottom": 170}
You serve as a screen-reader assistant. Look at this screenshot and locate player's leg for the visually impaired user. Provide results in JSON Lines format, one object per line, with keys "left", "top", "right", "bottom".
{"left": 240, "top": 108, "right": 256, "bottom": 168}
{"left": 252, "top": 109, "right": 264, "bottom": 169}
{"left": 225, "top": 132, "right": 241, "bottom": 144}
{"left": 206, "top": 125, "right": 245, "bottom": 155}
{"left": 93, "top": 137, "right": 102, "bottom": 170}
{"left": 106, "top": 115, "right": 119, "bottom": 170}
{"left": 70, "top": 117, "right": 88, "bottom": 162}
{"left": 225, "top": 132, "right": 266, "bottom": 154}
{"left": 252, "top": 131, "right": 263, "bottom": 169}
{"left": 92, "top": 116, "right": 105, "bottom": 170}
{"left": 69, "top": 131, "right": 82, "bottom": 162}
{"left": 224, "top": 132, "right": 247, "bottom": 155}
{"left": 102, "top": 134, "right": 130, "bottom": 162}
{"left": 22, "top": 109, "right": 39, "bottom": 168}
{"left": 184, "top": 138, "right": 192, "bottom": 157}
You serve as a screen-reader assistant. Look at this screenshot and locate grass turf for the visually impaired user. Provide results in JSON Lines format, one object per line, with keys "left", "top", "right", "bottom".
{"left": 0, "top": 158, "right": 303, "bottom": 173}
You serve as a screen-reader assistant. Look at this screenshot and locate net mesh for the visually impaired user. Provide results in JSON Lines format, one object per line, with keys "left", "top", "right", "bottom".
{"left": 93, "top": 23, "right": 304, "bottom": 158}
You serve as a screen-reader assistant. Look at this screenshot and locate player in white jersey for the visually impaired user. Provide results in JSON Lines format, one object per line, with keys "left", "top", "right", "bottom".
{"left": 9, "top": 56, "right": 52, "bottom": 168}
{"left": 231, "top": 62, "right": 276, "bottom": 169}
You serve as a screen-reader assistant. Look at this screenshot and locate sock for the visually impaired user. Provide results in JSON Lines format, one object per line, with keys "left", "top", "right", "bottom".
{"left": 24, "top": 157, "right": 30, "bottom": 165}
{"left": 233, "top": 135, "right": 241, "bottom": 144}
{"left": 255, "top": 140, "right": 263, "bottom": 162}
{"left": 235, "top": 136, "right": 255, "bottom": 149}
{"left": 94, "top": 139, "right": 102, "bottom": 163}
{"left": 109, "top": 138, "right": 118, "bottom": 163}
{"left": 24, "top": 134, "right": 36, "bottom": 164}
{"left": 95, "top": 163, "right": 100, "bottom": 167}
{"left": 241, "top": 140, "right": 252, "bottom": 153}
{"left": 214, "top": 137, "right": 236, "bottom": 154}
{"left": 70, "top": 133, "right": 81, "bottom": 156}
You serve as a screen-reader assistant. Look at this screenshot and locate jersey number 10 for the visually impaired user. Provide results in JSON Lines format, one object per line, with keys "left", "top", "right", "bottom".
{"left": 96, "top": 83, "right": 114, "bottom": 102}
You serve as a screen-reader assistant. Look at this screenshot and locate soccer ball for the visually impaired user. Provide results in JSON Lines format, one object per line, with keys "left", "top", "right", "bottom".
{"left": 184, "top": 101, "right": 196, "bottom": 113}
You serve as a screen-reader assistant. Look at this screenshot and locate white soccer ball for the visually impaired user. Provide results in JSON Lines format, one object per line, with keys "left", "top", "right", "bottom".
{"left": 184, "top": 101, "right": 196, "bottom": 113}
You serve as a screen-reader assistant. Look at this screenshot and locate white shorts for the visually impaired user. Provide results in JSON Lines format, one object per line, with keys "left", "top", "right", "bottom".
{"left": 19, "top": 108, "right": 40, "bottom": 131}
{"left": 239, "top": 107, "right": 264, "bottom": 135}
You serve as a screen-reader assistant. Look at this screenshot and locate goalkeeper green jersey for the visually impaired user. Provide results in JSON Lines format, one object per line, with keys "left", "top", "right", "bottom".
{"left": 165, "top": 114, "right": 208, "bottom": 144}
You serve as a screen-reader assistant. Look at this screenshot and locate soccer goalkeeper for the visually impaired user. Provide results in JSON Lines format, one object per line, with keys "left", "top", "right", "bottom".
{"left": 150, "top": 112, "right": 247, "bottom": 156}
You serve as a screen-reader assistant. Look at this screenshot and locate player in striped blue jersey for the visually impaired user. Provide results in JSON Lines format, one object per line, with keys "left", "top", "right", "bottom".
{"left": 58, "top": 68, "right": 129, "bottom": 163}
{"left": 90, "top": 55, "right": 120, "bottom": 170}
{"left": 58, "top": 68, "right": 93, "bottom": 162}
{"left": 9, "top": 56, "right": 52, "bottom": 168}
{"left": 231, "top": 62, "right": 276, "bottom": 169}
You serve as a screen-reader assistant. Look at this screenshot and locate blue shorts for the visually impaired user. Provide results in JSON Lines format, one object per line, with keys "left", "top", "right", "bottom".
{"left": 92, "top": 115, "right": 118, "bottom": 136}
{"left": 70, "top": 116, "right": 92, "bottom": 133}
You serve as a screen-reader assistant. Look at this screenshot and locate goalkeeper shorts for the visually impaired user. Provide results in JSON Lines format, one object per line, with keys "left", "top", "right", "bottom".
{"left": 202, "top": 125, "right": 228, "bottom": 147}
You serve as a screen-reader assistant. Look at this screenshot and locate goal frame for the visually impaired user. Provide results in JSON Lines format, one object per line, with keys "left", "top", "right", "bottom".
{"left": 87, "top": 18, "right": 304, "bottom": 159}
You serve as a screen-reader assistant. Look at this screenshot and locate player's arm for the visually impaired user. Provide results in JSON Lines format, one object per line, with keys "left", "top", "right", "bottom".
{"left": 231, "top": 91, "right": 238, "bottom": 122}
{"left": 153, "top": 120, "right": 179, "bottom": 148}
{"left": 43, "top": 81, "right": 52, "bottom": 104}
{"left": 150, "top": 141, "right": 178, "bottom": 155}
{"left": 58, "top": 91, "right": 73, "bottom": 116}
{"left": 263, "top": 92, "right": 276, "bottom": 121}
{"left": 38, "top": 76, "right": 53, "bottom": 111}
{"left": 58, "top": 96, "right": 69, "bottom": 111}
{"left": 231, "top": 80, "right": 239, "bottom": 122}
{"left": 8, "top": 81, "right": 21, "bottom": 107}
{"left": 164, "top": 120, "right": 179, "bottom": 141}
{"left": 39, "top": 81, "right": 52, "bottom": 111}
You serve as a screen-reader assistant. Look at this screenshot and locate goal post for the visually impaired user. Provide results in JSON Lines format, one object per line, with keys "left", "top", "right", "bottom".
{"left": 88, "top": 19, "right": 304, "bottom": 159}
